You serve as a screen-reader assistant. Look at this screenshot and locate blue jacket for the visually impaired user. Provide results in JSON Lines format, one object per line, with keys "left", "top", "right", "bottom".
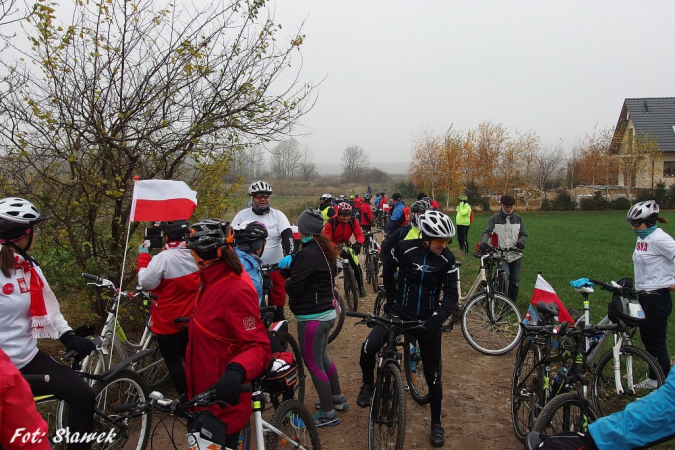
{"left": 384, "top": 201, "right": 406, "bottom": 235}
{"left": 235, "top": 248, "right": 263, "bottom": 304}
{"left": 589, "top": 368, "right": 675, "bottom": 449}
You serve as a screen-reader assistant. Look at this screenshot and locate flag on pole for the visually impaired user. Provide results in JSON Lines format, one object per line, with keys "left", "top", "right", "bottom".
{"left": 525, "top": 274, "right": 575, "bottom": 325}
{"left": 130, "top": 180, "right": 198, "bottom": 222}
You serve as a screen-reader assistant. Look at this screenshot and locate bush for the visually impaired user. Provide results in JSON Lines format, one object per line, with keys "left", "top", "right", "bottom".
{"left": 545, "top": 188, "right": 576, "bottom": 211}
{"left": 611, "top": 197, "right": 631, "bottom": 211}
{"left": 580, "top": 192, "right": 610, "bottom": 211}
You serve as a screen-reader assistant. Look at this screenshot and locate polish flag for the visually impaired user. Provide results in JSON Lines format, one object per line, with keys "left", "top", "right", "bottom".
{"left": 526, "top": 274, "right": 575, "bottom": 325}
{"left": 130, "top": 180, "right": 198, "bottom": 222}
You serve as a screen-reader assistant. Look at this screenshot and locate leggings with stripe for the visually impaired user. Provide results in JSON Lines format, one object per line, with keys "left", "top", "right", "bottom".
{"left": 296, "top": 319, "right": 343, "bottom": 412}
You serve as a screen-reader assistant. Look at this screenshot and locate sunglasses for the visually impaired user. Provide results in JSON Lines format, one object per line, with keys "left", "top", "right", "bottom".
{"left": 430, "top": 238, "right": 450, "bottom": 246}
{"left": 630, "top": 221, "right": 643, "bottom": 228}
{"left": 254, "top": 194, "right": 271, "bottom": 200}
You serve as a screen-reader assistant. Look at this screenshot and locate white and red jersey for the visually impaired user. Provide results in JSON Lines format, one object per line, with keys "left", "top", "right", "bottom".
{"left": 137, "top": 241, "right": 200, "bottom": 335}
{"left": 632, "top": 228, "right": 675, "bottom": 291}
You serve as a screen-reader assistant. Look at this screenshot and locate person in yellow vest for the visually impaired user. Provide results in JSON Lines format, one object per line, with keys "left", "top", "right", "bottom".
{"left": 318, "top": 193, "right": 336, "bottom": 224}
{"left": 456, "top": 195, "right": 472, "bottom": 255}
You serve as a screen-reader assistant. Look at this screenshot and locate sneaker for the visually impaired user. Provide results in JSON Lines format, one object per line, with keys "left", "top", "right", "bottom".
{"left": 430, "top": 424, "right": 445, "bottom": 447}
{"left": 635, "top": 377, "right": 658, "bottom": 390}
{"left": 312, "top": 409, "right": 340, "bottom": 428}
{"left": 356, "top": 384, "right": 373, "bottom": 408}
{"left": 315, "top": 395, "right": 349, "bottom": 411}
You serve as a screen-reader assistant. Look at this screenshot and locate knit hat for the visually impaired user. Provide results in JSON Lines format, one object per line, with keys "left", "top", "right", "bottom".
{"left": 297, "top": 208, "right": 324, "bottom": 235}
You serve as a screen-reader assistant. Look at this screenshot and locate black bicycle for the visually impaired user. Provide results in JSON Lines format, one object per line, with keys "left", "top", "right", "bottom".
{"left": 363, "top": 230, "right": 382, "bottom": 293}
{"left": 347, "top": 311, "right": 426, "bottom": 450}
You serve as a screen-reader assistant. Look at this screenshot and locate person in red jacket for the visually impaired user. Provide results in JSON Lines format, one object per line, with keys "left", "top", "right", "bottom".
{"left": 137, "top": 220, "right": 200, "bottom": 395}
{"left": 0, "top": 348, "right": 50, "bottom": 450}
{"left": 185, "top": 219, "right": 271, "bottom": 450}
{"left": 322, "top": 203, "right": 367, "bottom": 297}
{"left": 360, "top": 193, "right": 374, "bottom": 233}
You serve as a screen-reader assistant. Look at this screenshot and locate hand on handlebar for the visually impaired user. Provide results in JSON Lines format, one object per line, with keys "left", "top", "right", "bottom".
{"left": 425, "top": 313, "right": 444, "bottom": 337}
{"left": 515, "top": 242, "right": 525, "bottom": 251}
{"left": 214, "top": 364, "right": 246, "bottom": 406}
{"left": 278, "top": 254, "right": 294, "bottom": 269}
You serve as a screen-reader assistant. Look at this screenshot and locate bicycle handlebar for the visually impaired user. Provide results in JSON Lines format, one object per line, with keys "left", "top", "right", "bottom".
{"left": 82, "top": 272, "right": 103, "bottom": 283}
{"left": 23, "top": 374, "right": 50, "bottom": 383}
{"left": 346, "top": 311, "right": 425, "bottom": 329}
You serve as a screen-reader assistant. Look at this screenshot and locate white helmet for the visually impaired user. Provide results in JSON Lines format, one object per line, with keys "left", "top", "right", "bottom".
{"left": 248, "top": 180, "right": 272, "bottom": 196}
{"left": 626, "top": 200, "right": 659, "bottom": 223}
{"left": 419, "top": 210, "right": 455, "bottom": 239}
{"left": 320, "top": 193, "right": 333, "bottom": 201}
{"left": 0, "top": 197, "right": 50, "bottom": 232}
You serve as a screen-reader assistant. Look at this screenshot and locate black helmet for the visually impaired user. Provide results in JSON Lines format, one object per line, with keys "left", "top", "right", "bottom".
{"left": 233, "top": 220, "right": 268, "bottom": 255}
{"left": 159, "top": 220, "right": 190, "bottom": 241}
{"left": 410, "top": 200, "right": 431, "bottom": 213}
{"left": 186, "top": 219, "right": 233, "bottom": 261}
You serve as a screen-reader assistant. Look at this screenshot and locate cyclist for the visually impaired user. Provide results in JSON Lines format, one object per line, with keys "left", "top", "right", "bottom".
{"left": 284, "top": 208, "right": 348, "bottom": 427}
{"left": 317, "top": 193, "right": 336, "bottom": 225}
{"left": 456, "top": 195, "right": 472, "bottom": 255}
{"left": 352, "top": 194, "right": 362, "bottom": 222}
{"left": 233, "top": 220, "right": 268, "bottom": 305}
{"left": 383, "top": 192, "right": 406, "bottom": 235}
{"left": 357, "top": 210, "right": 459, "bottom": 448}
{"left": 322, "top": 202, "right": 367, "bottom": 298}
{"left": 626, "top": 200, "right": 675, "bottom": 381}
{"left": 0, "top": 347, "right": 50, "bottom": 449}
{"left": 360, "top": 193, "right": 375, "bottom": 233}
{"left": 379, "top": 199, "right": 432, "bottom": 267}
{"left": 232, "top": 181, "right": 295, "bottom": 322}
{"left": 185, "top": 219, "right": 271, "bottom": 450}
{"left": 0, "top": 197, "right": 96, "bottom": 450}
{"left": 137, "top": 219, "right": 199, "bottom": 396}
{"left": 479, "top": 194, "right": 527, "bottom": 302}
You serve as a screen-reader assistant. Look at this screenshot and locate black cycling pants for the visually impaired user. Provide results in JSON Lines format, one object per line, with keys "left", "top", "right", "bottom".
{"left": 21, "top": 350, "right": 96, "bottom": 450}
{"left": 359, "top": 323, "right": 443, "bottom": 424}
{"left": 638, "top": 289, "right": 672, "bottom": 377}
{"left": 457, "top": 225, "right": 470, "bottom": 254}
{"left": 155, "top": 330, "right": 189, "bottom": 395}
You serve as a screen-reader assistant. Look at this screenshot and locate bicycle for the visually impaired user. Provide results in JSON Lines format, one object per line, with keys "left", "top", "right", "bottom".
{"left": 113, "top": 377, "right": 321, "bottom": 449}
{"left": 347, "top": 310, "right": 426, "bottom": 450}
{"left": 363, "top": 230, "right": 382, "bottom": 293}
{"left": 81, "top": 273, "right": 170, "bottom": 390}
{"left": 336, "top": 242, "right": 360, "bottom": 312}
{"left": 443, "top": 246, "right": 523, "bottom": 355}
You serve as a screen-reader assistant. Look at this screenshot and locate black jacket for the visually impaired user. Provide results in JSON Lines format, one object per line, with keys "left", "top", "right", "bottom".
{"left": 383, "top": 239, "right": 459, "bottom": 322}
{"left": 286, "top": 238, "right": 336, "bottom": 316}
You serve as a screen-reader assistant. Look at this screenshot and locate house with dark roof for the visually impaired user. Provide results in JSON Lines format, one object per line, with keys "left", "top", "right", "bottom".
{"left": 610, "top": 97, "right": 675, "bottom": 190}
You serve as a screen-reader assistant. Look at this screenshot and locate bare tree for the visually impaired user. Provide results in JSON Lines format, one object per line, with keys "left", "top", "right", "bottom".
{"left": 534, "top": 144, "right": 566, "bottom": 193}
{"left": 0, "top": 0, "right": 315, "bottom": 274}
{"left": 298, "top": 145, "right": 318, "bottom": 181}
{"left": 269, "top": 139, "right": 302, "bottom": 179}
{"left": 341, "top": 145, "right": 370, "bottom": 182}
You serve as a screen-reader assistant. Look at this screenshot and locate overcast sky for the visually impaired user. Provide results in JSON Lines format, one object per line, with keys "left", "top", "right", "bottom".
{"left": 267, "top": 0, "right": 675, "bottom": 165}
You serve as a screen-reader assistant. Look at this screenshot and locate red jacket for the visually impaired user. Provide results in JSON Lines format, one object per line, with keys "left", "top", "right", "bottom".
{"left": 322, "top": 217, "right": 365, "bottom": 246}
{"left": 353, "top": 196, "right": 363, "bottom": 209}
{"left": 380, "top": 196, "right": 388, "bottom": 211}
{"left": 186, "top": 261, "right": 271, "bottom": 433}
{"left": 0, "top": 349, "right": 50, "bottom": 449}
{"left": 360, "top": 202, "right": 374, "bottom": 226}
{"left": 402, "top": 205, "right": 411, "bottom": 226}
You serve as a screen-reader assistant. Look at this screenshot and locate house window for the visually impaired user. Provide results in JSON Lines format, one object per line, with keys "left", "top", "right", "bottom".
{"left": 665, "top": 161, "right": 675, "bottom": 177}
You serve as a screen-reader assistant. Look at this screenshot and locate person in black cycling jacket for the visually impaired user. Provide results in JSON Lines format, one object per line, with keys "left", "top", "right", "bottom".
{"left": 379, "top": 199, "right": 432, "bottom": 267}
{"left": 356, "top": 210, "right": 459, "bottom": 448}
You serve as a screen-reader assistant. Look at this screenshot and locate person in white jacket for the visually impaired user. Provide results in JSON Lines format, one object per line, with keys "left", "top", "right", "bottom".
{"left": 0, "top": 197, "right": 96, "bottom": 450}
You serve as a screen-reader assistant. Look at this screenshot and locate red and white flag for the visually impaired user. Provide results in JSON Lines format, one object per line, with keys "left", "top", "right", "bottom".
{"left": 130, "top": 180, "right": 197, "bottom": 222}
{"left": 527, "top": 274, "right": 575, "bottom": 324}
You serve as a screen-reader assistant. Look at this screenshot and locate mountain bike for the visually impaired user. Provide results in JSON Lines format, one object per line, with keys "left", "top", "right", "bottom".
{"left": 113, "top": 378, "right": 321, "bottom": 449}
{"left": 336, "top": 243, "right": 360, "bottom": 312}
{"left": 363, "top": 230, "right": 382, "bottom": 293}
{"left": 82, "top": 273, "right": 170, "bottom": 390}
{"left": 443, "top": 246, "right": 522, "bottom": 355}
{"left": 347, "top": 311, "right": 426, "bottom": 450}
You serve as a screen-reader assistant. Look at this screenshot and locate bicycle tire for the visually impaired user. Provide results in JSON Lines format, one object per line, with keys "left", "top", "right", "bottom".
{"left": 343, "top": 265, "right": 359, "bottom": 312}
{"left": 342, "top": 267, "right": 355, "bottom": 311}
{"left": 266, "top": 399, "right": 321, "bottom": 449}
{"left": 461, "top": 292, "right": 522, "bottom": 355}
{"left": 403, "top": 334, "right": 442, "bottom": 405}
{"left": 365, "top": 253, "right": 374, "bottom": 288}
{"left": 135, "top": 333, "right": 170, "bottom": 390}
{"left": 371, "top": 254, "right": 380, "bottom": 293}
{"left": 591, "top": 344, "right": 666, "bottom": 417}
{"left": 369, "top": 362, "right": 406, "bottom": 450}
{"left": 328, "top": 290, "right": 345, "bottom": 344}
{"left": 373, "top": 291, "right": 385, "bottom": 316}
{"left": 347, "top": 264, "right": 360, "bottom": 311}
{"left": 511, "top": 341, "right": 544, "bottom": 441}
{"left": 532, "top": 391, "right": 599, "bottom": 435}
{"left": 238, "top": 417, "right": 251, "bottom": 450}
{"left": 272, "top": 330, "right": 306, "bottom": 404}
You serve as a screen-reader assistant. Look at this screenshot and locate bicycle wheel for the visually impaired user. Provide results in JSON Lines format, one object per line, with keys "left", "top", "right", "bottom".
{"left": 328, "top": 290, "right": 345, "bottom": 344}
{"left": 265, "top": 399, "right": 321, "bottom": 449}
{"left": 511, "top": 341, "right": 543, "bottom": 441}
{"left": 347, "top": 264, "right": 360, "bottom": 311}
{"left": 37, "top": 397, "right": 66, "bottom": 448}
{"left": 343, "top": 265, "right": 359, "bottom": 312}
{"left": 591, "top": 344, "right": 666, "bottom": 417}
{"left": 272, "top": 330, "right": 306, "bottom": 404}
{"left": 532, "top": 391, "right": 598, "bottom": 435}
{"left": 373, "top": 291, "right": 385, "bottom": 316}
{"left": 403, "top": 334, "right": 442, "bottom": 405}
{"left": 365, "top": 253, "right": 374, "bottom": 288}
{"left": 91, "top": 369, "right": 151, "bottom": 449}
{"left": 369, "top": 362, "right": 406, "bottom": 450}
{"left": 461, "top": 292, "right": 522, "bottom": 355}
{"left": 371, "top": 254, "right": 380, "bottom": 293}
{"left": 238, "top": 418, "right": 251, "bottom": 450}
{"left": 135, "top": 333, "right": 170, "bottom": 390}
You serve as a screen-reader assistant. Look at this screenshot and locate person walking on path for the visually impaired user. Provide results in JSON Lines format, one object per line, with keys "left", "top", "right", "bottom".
{"left": 479, "top": 194, "right": 527, "bottom": 302}
{"left": 455, "top": 195, "right": 472, "bottom": 255}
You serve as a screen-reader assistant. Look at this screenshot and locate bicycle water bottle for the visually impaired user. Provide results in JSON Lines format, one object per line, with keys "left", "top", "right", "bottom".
{"left": 548, "top": 366, "right": 568, "bottom": 400}
{"left": 589, "top": 332, "right": 603, "bottom": 349}
{"left": 409, "top": 345, "right": 420, "bottom": 372}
